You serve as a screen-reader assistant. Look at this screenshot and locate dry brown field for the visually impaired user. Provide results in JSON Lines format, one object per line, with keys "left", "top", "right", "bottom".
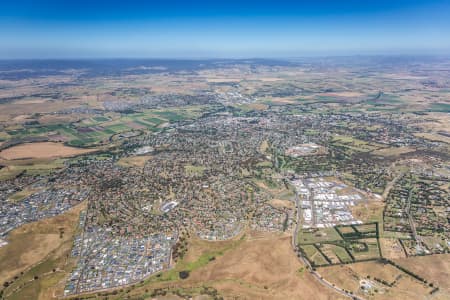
{"left": 320, "top": 259, "right": 441, "bottom": 299}
{"left": 246, "top": 103, "right": 269, "bottom": 110}
{"left": 380, "top": 238, "right": 406, "bottom": 259}
{"left": 0, "top": 201, "right": 85, "bottom": 284}
{"left": 116, "top": 155, "right": 153, "bottom": 168}
{"left": 268, "top": 199, "right": 295, "bottom": 210}
{"left": 0, "top": 142, "right": 96, "bottom": 160}
{"left": 192, "top": 232, "right": 342, "bottom": 299}
{"left": 395, "top": 254, "right": 450, "bottom": 292}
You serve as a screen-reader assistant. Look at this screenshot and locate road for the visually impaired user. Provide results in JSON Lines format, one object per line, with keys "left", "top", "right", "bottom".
{"left": 382, "top": 171, "right": 404, "bottom": 200}
{"left": 405, "top": 187, "right": 423, "bottom": 248}
{"left": 291, "top": 184, "right": 364, "bottom": 300}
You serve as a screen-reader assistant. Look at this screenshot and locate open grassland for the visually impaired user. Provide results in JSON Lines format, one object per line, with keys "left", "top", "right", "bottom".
{"left": 332, "top": 135, "right": 383, "bottom": 153}
{"left": 394, "top": 254, "right": 450, "bottom": 294}
{"left": 192, "top": 232, "right": 341, "bottom": 299}
{"left": 236, "top": 102, "right": 269, "bottom": 112}
{"left": 184, "top": 165, "right": 206, "bottom": 176}
{"left": 0, "top": 201, "right": 85, "bottom": 300}
{"left": 0, "top": 142, "right": 97, "bottom": 160}
{"left": 0, "top": 158, "right": 65, "bottom": 180}
{"left": 414, "top": 132, "right": 450, "bottom": 144}
{"left": 372, "top": 147, "right": 416, "bottom": 157}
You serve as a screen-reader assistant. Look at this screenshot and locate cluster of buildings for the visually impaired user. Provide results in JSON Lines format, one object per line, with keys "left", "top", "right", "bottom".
{"left": 285, "top": 143, "right": 327, "bottom": 157}
{"left": 384, "top": 172, "right": 449, "bottom": 255}
{"left": 292, "top": 177, "right": 365, "bottom": 228}
{"left": 65, "top": 223, "right": 175, "bottom": 295}
{"left": 251, "top": 204, "right": 293, "bottom": 232}
{"left": 102, "top": 92, "right": 221, "bottom": 112}
{"left": 0, "top": 187, "right": 88, "bottom": 237}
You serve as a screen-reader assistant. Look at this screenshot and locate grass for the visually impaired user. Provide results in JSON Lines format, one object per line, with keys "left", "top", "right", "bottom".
{"left": 117, "top": 155, "right": 153, "bottom": 168}
{"left": 153, "top": 111, "right": 184, "bottom": 121}
{"left": 372, "top": 146, "right": 415, "bottom": 157}
{"left": 349, "top": 239, "right": 381, "bottom": 261}
{"left": 144, "top": 117, "right": 165, "bottom": 126}
{"left": 184, "top": 164, "right": 206, "bottom": 176}
{"left": 0, "top": 131, "right": 10, "bottom": 140}
{"left": 259, "top": 140, "right": 269, "bottom": 153}
{"left": 7, "top": 188, "right": 39, "bottom": 203}
{"left": 146, "top": 235, "right": 245, "bottom": 283}
{"left": 0, "top": 158, "right": 65, "bottom": 180}
{"left": 428, "top": 102, "right": 450, "bottom": 112}
{"left": 298, "top": 228, "right": 342, "bottom": 245}
{"left": 92, "top": 116, "right": 110, "bottom": 122}
{"left": 310, "top": 250, "right": 330, "bottom": 266}
{"left": 0, "top": 203, "right": 84, "bottom": 299}
{"left": 301, "top": 244, "right": 319, "bottom": 258}
{"left": 0, "top": 106, "right": 209, "bottom": 149}
{"left": 299, "top": 224, "right": 382, "bottom": 267}
{"left": 332, "top": 135, "right": 382, "bottom": 153}
{"left": 0, "top": 168, "right": 24, "bottom": 181}
{"left": 106, "top": 124, "right": 132, "bottom": 133}
{"left": 328, "top": 245, "right": 353, "bottom": 263}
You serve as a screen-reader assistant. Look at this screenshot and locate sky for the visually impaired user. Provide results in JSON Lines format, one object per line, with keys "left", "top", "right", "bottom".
{"left": 0, "top": 0, "right": 450, "bottom": 58}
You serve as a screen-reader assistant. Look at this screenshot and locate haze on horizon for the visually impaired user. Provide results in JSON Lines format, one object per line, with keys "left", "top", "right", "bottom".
{"left": 0, "top": 0, "right": 449, "bottom": 59}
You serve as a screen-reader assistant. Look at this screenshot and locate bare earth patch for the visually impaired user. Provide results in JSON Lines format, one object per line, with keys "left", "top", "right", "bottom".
{"left": 269, "top": 199, "right": 295, "bottom": 210}
{"left": 0, "top": 142, "right": 96, "bottom": 160}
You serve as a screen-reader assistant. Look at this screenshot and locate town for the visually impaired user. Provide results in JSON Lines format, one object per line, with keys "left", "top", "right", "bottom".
{"left": 0, "top": 57, "right": 448, "bottom": 299}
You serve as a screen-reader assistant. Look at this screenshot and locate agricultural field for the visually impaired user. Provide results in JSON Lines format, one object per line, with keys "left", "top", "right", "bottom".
{"left": 298, "top": 223, "right": 382, "bottom": 267}
{"left": 0, "top": 142, "right": 97, "bottom": 160}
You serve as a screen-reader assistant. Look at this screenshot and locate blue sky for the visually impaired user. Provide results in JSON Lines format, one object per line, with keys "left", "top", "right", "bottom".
{"left": 0, "top": 0, "right": 449, "bottom": 58}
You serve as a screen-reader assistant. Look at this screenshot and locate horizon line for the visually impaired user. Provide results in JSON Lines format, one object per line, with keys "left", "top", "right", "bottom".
{"left": 1, "top": 53, "right": 450, "bottom": 61}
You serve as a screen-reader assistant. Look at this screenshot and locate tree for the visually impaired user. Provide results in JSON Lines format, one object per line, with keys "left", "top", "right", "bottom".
{"left": 179, "top": 270, "right": 190, "bottom": 279}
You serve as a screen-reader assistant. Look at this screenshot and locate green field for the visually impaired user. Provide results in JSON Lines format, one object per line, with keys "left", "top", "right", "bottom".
{"left": 298, "top": 227, "right": 342, "bottom": 244}
{"left": 0, "top": 108, "right": 196, "bottom": 148}
{"left": 300, "top": 245, "right": 329, "bottom": 266}
{"left": 428, "top": 102, "right": 450, "bottom": 112}
{"left": 298, "top": 223, "right": 382, "bottom": 267}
